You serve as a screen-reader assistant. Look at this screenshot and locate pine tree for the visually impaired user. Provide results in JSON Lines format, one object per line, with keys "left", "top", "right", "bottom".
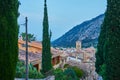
{"left": 0, "top": 0, "right": 19, "bottom": 80}
{"left": 96, "top": 0, "right": 120, "bottom": 80}
{"left": 42, "top": 0, "right": 52, "bottom": 74}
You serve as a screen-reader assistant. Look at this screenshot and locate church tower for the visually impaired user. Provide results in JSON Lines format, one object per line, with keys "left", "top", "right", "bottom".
{"left": 76, "top": 41, "right": 81, "bottom": 51}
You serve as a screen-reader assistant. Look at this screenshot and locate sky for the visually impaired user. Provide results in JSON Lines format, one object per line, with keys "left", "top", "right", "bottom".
{"left": 18, "top": 0, "right": 107, "bottom": 41}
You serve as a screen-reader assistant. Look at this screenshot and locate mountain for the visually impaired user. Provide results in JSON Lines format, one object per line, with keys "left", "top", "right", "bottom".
{"left": 52, "top": 14, "right": 105, "bottom": 48}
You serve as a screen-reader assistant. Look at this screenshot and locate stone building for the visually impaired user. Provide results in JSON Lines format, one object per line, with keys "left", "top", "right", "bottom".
{"left": 76, "top": 41, "right": 82, "bottom": 52}
{"left": 18, "top": 40, "right": 61, "bottom": 71}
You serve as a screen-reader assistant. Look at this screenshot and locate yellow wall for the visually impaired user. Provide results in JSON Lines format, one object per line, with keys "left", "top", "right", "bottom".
{"left": 18, "top": 40, "right": 42, "bottom": 53}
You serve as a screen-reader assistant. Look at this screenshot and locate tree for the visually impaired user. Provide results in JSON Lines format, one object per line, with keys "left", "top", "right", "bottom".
{"left": 104, "top": 0, "right": 120, "bottom": 79}
{"left": 64, "top": 68, "right": 78, "bottom": 80}
{"left": 95, "top": 0, "right": 120, "bottom": 80}
{"left": 95, "top": 24, "right": 106, "bottom": 73}
{"left": 20, "top": 32, "right": 36, "bottom": 42}
{"left": 41, "top": 0, "right": 52, "bottom": 74}
{"left": 71, "top": 66, "right": 84, "bottom": 78}
{"left": 53, "top": 68, "right": 65, "bottom": 80}
{"left": 0, "top": 0, "right": 19, "bottom": 80}
{"left": 54, "top": 68, "right": 79, "bottom": 80}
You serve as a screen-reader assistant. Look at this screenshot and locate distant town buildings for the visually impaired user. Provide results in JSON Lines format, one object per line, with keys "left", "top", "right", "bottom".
{"left": 54, "top": 40, "right": 97, "bottom": 80}
{"left": 18, "top": 40, "right": 62, "bottom": 71}
{"left": 18, "top": 39, "right": 98, "bottom": 80}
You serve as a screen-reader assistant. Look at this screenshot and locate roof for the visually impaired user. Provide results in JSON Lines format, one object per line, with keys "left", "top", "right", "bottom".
{"left": 19, "top": 49, "right": 41, "bottom": 64}
{"left": 18, "top": 40, "right": 42, "bottom": 49}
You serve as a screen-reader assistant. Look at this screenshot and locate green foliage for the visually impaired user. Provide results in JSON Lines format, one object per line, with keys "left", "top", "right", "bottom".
{"left": 0, "top": 0, "right": 19, "bottom": 79}
{"left": 16, "top": 61, "right": 25, "bottom": 78}
{"left": 43, "top": 69, "right": 54, "bottom": 77}
{"left": 29, "top": 64, "right": 44, "bottom": 79}
{"left": 99, "top": 64, "right": 107, "bottom": 80}
{"left": 20, "top": 32, "right": 36, "bottom": 42}
{"left": 95, "top": 0, "right": 120, "bottom": 80}
{"left": 15, "top": 61, "right": 44, "bottom": 79}
{"left": 64, "top": 64, "right": 70, "bottom": 68}
{"left": 54, "top": 68, "right": 79, "bottom": 80}
{"left": 42, "top": 0, "right": 52, "bottom": 74}
{"left": 95, "top": 24, "right": 106, "bottom": 73}
{"left": 64, "top": 68, "right": 78, "bottom": 80}
{"left": 63, "top": 64, "right": 84, "bottom": 79}
{"left": 53, "top": 68, "right": 65, "bottom": 80}
{"left": 71, "top": 66, "right": 84, "bottom": 78}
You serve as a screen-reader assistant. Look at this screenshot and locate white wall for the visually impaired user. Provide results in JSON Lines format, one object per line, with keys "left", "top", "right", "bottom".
{"left": 67, "top": 56, "right": 81, "bottom": 63}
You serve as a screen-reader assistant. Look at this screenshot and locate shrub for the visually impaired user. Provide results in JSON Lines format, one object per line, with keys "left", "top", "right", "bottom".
{"left": 29, "top": 64, "right": 44, "bottom": 79}
{"left": 15, "top": 61, "right": 44, "bottom": 79}
{"left": 54, "top": 68, "right": 79, "bottom": 80}
{"left": 64, "top": 64, "right": 70, "bottom": 68}
{"left": 71, "top": 66, "right": 84, "bottom": 78}
{"left": 53, "top": 68, "right": 65, "bottom": 80}
{"left": 63, "top": 64, "right": 85, "bottom": 78}
{"left": 64, "top": 68, "right": 78, "bottom": 80}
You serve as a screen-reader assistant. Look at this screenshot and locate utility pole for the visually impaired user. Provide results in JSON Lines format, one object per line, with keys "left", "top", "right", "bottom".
{"left": 25, "top": 17, "right": 28, "bottom": 80}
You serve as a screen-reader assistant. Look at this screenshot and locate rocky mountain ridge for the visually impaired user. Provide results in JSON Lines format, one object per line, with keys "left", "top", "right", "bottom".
{"left": 52, "top": 14, "right": 104, "bottom": 48}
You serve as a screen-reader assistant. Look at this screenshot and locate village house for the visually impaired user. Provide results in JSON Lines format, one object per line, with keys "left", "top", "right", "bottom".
{"left": 18, "top": 40, "right": 62, "bottom": 71}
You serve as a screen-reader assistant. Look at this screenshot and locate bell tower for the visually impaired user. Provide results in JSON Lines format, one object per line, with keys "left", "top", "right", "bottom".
{"left": 76, "top": 41, "right": 81, "bottom": 51}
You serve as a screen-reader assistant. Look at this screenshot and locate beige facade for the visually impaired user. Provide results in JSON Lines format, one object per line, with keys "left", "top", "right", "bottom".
{"left": 18, "top": 40, "right": 61, "bottom": 71}
{"left": 18, "top": 40, "right": 42, "bottom": 53}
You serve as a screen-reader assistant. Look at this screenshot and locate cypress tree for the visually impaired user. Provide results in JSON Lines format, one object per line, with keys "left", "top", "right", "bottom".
{"left": 0, "top": 0, "right": 19, "bottom": 80}
{"left": 95, "top": 24, "right": 106, "bottom": 74}
{"left": 104, "top": 0, "right": 120, "bottom": 79}
{"left": 96, "top": 0, "right": 120, "bottom": 80}
{"left": 42, "top": 0, "right": 52, "bottom": 74}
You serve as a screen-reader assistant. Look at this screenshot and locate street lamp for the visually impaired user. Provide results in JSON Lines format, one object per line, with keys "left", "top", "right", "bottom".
{"left": 25, "top": 17, "right": 28, "bottom": 80}
{"left": 19, "top": 16, "right": 29, "bottom": 80}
